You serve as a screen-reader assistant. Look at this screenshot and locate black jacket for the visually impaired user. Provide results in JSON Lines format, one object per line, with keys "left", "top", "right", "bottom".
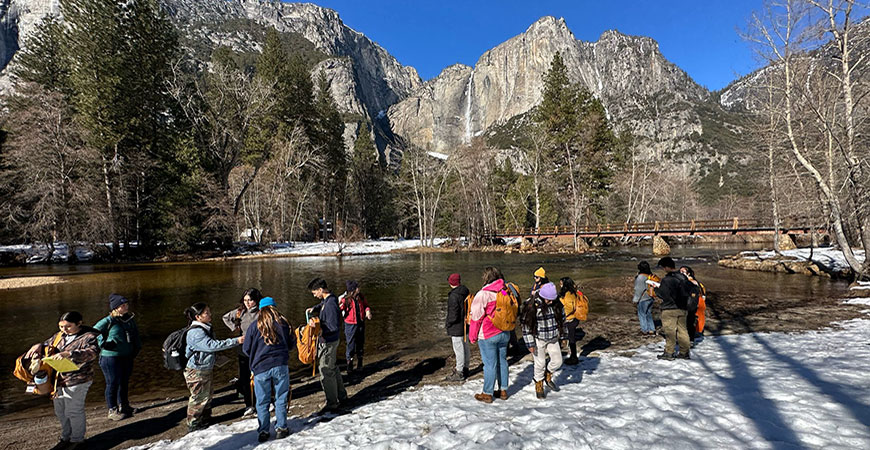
{"left": 446, "top": 285, "right": 470, "bottom": 337}
{"left": 655, "top": 271, "right": 690, "bottom": 311}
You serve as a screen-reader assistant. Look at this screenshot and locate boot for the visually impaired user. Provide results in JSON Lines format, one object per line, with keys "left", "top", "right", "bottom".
{"left": 564, "top": 355, "right": 579, "bottom": 365}
{"left": 444, "top": 370, "right": 464, "bottom": 382}
{"left": 462, "top": 367, "right": 469, "bottom": 379}
{"left": 346, "top": 358, "right": 354, "bottom": 375}
{"left": 357, "top": 357, "right": 363, "bottom": 370}
{"left": 474, "top": 393, "right": 493, "bottom": 403}
{"left": 545, "top": 371, "right": 559, "bottom": 392}
{"left": 493, "top": 389, "right": 508, "bottom": 400}
{"left": 535, "top": 380, "right": 545, "bottom": 399}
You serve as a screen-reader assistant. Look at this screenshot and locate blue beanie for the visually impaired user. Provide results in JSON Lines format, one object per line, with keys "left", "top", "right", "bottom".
{"left": 539, "top": 283, "right": 558, "bottom": 300}
{"left": 109, "top": 293, "right": 128, "bottom": 311}
{"left": 259, "top": 297, "right": 275, "bottom": 309}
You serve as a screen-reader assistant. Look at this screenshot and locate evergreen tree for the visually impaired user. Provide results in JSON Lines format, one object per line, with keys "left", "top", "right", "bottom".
{"left": 314, "top": 72, "right": 348, "bottom": 221}
{"left": 12, "top": 16, "right": 69, "bottom": 93}
{"left": 350, "top": 122, "right": 393, "bottom": 238}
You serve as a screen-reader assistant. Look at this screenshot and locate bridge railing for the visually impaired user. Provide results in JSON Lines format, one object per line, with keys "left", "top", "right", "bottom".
{"left": 487, "top": 217, "right": 816, "bottom": 237}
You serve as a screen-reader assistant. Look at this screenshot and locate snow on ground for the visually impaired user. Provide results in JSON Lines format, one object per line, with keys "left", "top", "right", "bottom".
{"left": 0, "top": 242, "right": 96, "bottom": 263}
{"left": 139, "top": 304, "right": 870, "bottom": 450}
{"left": 740, "top": 247, "right": 866, "bottom": 272}
{"left": 852, "top": 281, "right": 870, "bottom": 291}
{"left": 264, "top": 239, "right": 447, "bottom": 257}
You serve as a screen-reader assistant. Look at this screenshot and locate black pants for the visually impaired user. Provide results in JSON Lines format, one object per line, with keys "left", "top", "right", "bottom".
{"left": 686, "top": 308, "right": 698, "bottom": 342}
{"left": 565, "top": 320, "right": 585, "bottom": 358}
{"left": 99, "top": 355, "right": 134, "bottom": 411}
{"left": 345, "top": 323, "right": 365, "bottom": 362}
{"left": 236, "top": 353, "right": 254, "bottom": 407}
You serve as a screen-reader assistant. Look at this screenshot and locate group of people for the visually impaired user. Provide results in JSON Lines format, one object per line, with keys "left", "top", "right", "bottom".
{"left": 444, "top": 266, "right": 589, "bottom": 401}
{"left": 24, "top": 278, "right": 372, "bottom": 450}
{"left": 23, "top": 258, "right": 706, "bottom": 449}
{"left": 633, "top": 256, "right": 707, "bottom": 360}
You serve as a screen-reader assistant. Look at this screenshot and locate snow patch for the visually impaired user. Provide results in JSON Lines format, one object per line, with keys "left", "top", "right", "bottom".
{"left": 426, "top": 151, "right": 449, "bottom": 161}
{"left": 738, "top": 247, "right": 865, "bottom": 272}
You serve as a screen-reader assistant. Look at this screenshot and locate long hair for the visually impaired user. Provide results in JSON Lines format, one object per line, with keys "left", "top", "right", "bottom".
{"left": 241, "top": 288, "right": 263, "bottom": 306}
{"left": 482, "top": 267, "right": 503, "bottom": 285}
{"left": 680, "top": 266, "right": 695, "bottom": 279}
{"left": 185, "top": 302, "right": 208, "bottom": 325}
{"left": 256, "top": 305, "right": 290, "bottom": 346}
{"left": 559, "top": 277, "right": 576, "bottom": 298}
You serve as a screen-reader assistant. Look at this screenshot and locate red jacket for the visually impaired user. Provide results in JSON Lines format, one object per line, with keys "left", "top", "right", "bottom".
{"left": 339, "top": 292, "right": 371, "bottom": 325}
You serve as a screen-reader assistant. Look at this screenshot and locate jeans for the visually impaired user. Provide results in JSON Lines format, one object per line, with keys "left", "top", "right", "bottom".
{"left": 99, "top": 355, "right": 133, "bottom": 410}
{"left": 451, "top": 336, "right": 470, "bottom": 372}
{"left": 637, "top": 299, "right": 655, "bottom": 332}
{"left": 254, "top": 365, "right": 290, "bottom": 434}
{"left": 477, "top": 331, "right": 509, "bottom": 395}
{"left": 53, "top": 381, "right": 92, "bottom": 443}
{"left": 318, "top": 340, "right": 347, "bottom": 408}
{"left": 345, "top": 323, "right": 365, "bottom": 363}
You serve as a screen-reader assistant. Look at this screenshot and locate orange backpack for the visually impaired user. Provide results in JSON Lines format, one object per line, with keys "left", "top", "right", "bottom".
{"left": 488, "top": 282, "right": 520, "bottom": 331}
{"left": 295, "top": 318, "right": 320, "bottom": 365}
{"left": 646, "top": 274, "right": 661, "bottom": 298}
{"left": 574, "top": 290, "right": 589, "bottom": 321}
{"left": 13, "top": 332, "right": 63, "bottom": 396}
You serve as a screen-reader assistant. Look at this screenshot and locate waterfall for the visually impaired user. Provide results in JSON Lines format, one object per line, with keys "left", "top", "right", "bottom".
{"left": 464, "top": 70, "right": 474, "bottom": 144}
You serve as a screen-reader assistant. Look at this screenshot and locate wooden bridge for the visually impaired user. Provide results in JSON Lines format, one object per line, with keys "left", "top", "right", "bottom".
{"left": 485, "top": 218, "right": 824, "bottom": 240}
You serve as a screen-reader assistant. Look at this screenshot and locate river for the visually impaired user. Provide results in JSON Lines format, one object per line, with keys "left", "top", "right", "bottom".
{"left": 0, "top": 245, "right": 851, "bottom": 416}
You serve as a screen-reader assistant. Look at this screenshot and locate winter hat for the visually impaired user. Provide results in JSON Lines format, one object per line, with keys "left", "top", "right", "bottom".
{"left": 534, "top": 267, "right": 546, "bottom": 278}
{"left": 346, "top": 280, "right": 359, "bottom": 293}
{"left": 447, "top": 273, "right": 461, "bottom": 286}
{"left": 109, "top": 293, "right": 129, "bottom": 311}
{"left": 539, "top": 282, "right": 558, "bottom": 300}
{"left": 259, "top": 297, "right": 276, "bottom": 309}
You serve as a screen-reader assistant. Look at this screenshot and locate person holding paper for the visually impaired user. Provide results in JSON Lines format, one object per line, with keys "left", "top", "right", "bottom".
{"left": 25, "top": 311, "right": 99, "bottom": 450}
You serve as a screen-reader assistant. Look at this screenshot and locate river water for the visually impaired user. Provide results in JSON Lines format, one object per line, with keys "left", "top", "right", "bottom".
{"left": 0, "top": 245, "right": 850, "bottom": 416}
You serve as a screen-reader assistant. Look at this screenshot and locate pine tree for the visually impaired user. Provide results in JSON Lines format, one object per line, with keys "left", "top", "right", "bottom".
{"left": 12, "top": 16, "right": 69, "bottom": 93}
{"left": 314, "top": 72, "right": 348, "bottom": 221}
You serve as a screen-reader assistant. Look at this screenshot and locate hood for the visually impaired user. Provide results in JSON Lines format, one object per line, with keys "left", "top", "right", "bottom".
{"left": 482, "top": 279, "right": 505, "bottom": 292}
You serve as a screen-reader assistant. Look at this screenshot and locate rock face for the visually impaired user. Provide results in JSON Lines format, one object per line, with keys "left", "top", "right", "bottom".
{"left": 387, "top": 16, "right": 719, "bottom": 161}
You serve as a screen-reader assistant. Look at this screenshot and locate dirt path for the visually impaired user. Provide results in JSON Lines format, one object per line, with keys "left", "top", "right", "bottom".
{"left": 0, "top": 292, "right": 864, "bottom": 450}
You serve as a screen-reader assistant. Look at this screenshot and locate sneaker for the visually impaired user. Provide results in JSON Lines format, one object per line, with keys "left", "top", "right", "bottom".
{"left": 49, "top": 440, "right": 70, "bottom": 450}
{"left": 107, "top": 408, "right": 124, "bottom": 421}
{"left": 657, "top": 352, "right": 675, "bottom": 360}
{"left": 258, "top": 432, "right": 270, "bottom": 443}
{"left": 474, "top": 393, "right": 493, "bottom": 403}
{"left": 242, "top": 407, "right": 256, "bottom": 418}
{"left": 275, "top": 427, "right": 290, "bottom": 439}
{"left": 443, "top": 370, "right": 464, "bottom": 382}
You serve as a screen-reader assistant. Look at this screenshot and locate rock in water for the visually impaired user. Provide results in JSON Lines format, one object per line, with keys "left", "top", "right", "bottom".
{"left": 653, "top": 236, "right": 670, "bottom": 256}
{"left": 776, "top": 233, "right": 797, "bottom": 251}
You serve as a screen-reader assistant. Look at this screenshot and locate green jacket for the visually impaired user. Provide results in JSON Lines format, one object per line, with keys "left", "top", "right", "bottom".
{"left": 94, "top": 314, "right": 142, "bottom": 358}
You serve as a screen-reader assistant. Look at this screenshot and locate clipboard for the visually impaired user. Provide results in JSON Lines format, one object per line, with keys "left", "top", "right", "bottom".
{"left": 42, "top": 357, "right": 80, "bottom": 373}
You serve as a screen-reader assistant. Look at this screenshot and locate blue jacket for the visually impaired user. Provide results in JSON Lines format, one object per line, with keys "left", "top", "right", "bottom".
{"left": 185, "top": 321, "right": 239, "bottom": 370}
{"left": 242, "top": 319, "right": 294, "bottom": 375}
{"left": 311, "top": 294, "right": 341, "bottom": 343}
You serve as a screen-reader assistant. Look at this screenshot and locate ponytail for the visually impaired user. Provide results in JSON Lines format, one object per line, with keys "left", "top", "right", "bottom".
{"left": 185, "top": 302, "right": 208, "bottom": 325}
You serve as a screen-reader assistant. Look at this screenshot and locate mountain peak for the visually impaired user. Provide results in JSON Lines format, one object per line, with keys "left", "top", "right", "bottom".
{"left": 527, "top": 15, "right": 568, "bottom": 32}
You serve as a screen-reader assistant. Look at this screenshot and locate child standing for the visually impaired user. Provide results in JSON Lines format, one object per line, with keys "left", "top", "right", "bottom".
{"left": 521, "top": 282, "right": 565, "bottom": 399}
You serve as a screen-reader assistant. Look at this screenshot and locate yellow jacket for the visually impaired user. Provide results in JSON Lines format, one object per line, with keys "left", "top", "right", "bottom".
{"left": 560, "top": 291, "right": 579, "bottom": 321}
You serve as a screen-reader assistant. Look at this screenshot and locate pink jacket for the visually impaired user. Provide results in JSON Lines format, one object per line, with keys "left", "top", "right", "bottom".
{"left": 469, "top": 279, "right": 505, "bottom": 343}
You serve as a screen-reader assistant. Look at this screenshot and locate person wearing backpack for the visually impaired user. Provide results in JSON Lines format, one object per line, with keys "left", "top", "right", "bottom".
{"left": 306, "top": 278, "right": 348, "bottom": 413}
{"left": 242, "top": 297, "right": 294, "bottom": 443}
{"left": 558, "top": 277, "right": 585, "bottom": 365}
{"left": 530, "top": 267, "right": 548, "bottom": 298}
{"left": 445, "top": 273, "right": 470, "bottom": 381}
{"left": 680, "top": 266, "right": 706, "bottom": 344}
{"left": 94, "top": 293, "right": 141, "bottom": 421}
{"left": 522, "top": 283, "right": 566, "bottom": 399}
{"left": 469, "top": 267, "right": 514, "bottom": 403}
{"left": 633, "top": 261, "right": 657, "bottom": 336}
{"left": 222, "top": 288, "right": 261, "bottom": 418}
{"left": 339, "top": 280, "right": 372, "bottom": 376}
{"left": 24, "top": 311, "right": 99, "bottom": 450}
{"left": 183, "top": 302, "right": 244, "bottom": 432}
{"left": 653, "top": 257, "right": 691, "bottom": 360}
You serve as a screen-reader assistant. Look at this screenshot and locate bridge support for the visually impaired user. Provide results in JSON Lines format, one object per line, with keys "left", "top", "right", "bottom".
{"left": 653, "top": 235, "right": 670, "bottom": 256}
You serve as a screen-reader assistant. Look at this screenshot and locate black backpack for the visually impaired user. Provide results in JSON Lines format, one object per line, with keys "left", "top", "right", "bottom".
{"left": 162, "top": 325, "right": 204, "bottom": 370}
{"left": 686, "top": 281, "right": 701, "bottom": 311}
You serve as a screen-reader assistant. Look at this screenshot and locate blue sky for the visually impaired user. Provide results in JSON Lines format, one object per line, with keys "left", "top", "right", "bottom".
{"left": 308, "top": 0, "right": 772, "bottom": 91}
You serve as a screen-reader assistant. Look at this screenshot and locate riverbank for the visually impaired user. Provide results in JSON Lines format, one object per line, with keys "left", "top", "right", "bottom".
{"left": 146, "top": 297, "right": 870, "bottom": 449}
{"left": 0, "top": 284, "right": 863, "bottom": 449}
{"left": 719, "top": 247, "right": 866, "bottom": 279}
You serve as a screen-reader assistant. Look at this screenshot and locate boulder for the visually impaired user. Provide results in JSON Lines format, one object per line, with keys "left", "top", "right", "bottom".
{"left": 652, "top": 236, "right": 670, "bottom": 256}
{"left": 776, "top": 233, "right": 797, "bottom": 251}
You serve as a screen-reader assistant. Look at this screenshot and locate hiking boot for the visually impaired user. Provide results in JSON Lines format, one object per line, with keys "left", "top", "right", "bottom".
{"left": 462, "top": 367, "right": 469, "bottom": 379}
{"left": 676, "top": 353, "right": 691, "bottom": 360}
{"left": 474, "top": 393, "right": 493, "bottom": 403}
{"left": 107, "top": 408, "right": 124, "bottom": 421}
{"left": 276, "top": 427, "right": 290, "bottom": 439}
{"left": 242, "top": 406, "right": 256, "bottom": 418}
{"left": 444, "top": 370, "right": 464, "bottom": 382}
{"left": 187, "top": 422, "right": 208, "bottom": 433}
{"left": 66, "top": 443, "right": 85, "bottom": 450}
{"left": 657, "top": 352, "right": 675, "bottom": 361}
{"left": 535, "top": 380, "right": 546, "bottom": 399}
{"left": 564, "top": 356, "right": 579, "bottom": 366}
{"left": 493, "top": 389, "right": 508, "bottom": 400}
{"left": 545, "top": 371, "right": 559, "bottom": 392}
{"left": 357, "top": 358, "right": 363, "bottom": 370}
{"left": 49, "top": 440, "right": 70, "bottom": 450}
{"left": 258, "top": 431, "right": 270, "bottom": 443}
